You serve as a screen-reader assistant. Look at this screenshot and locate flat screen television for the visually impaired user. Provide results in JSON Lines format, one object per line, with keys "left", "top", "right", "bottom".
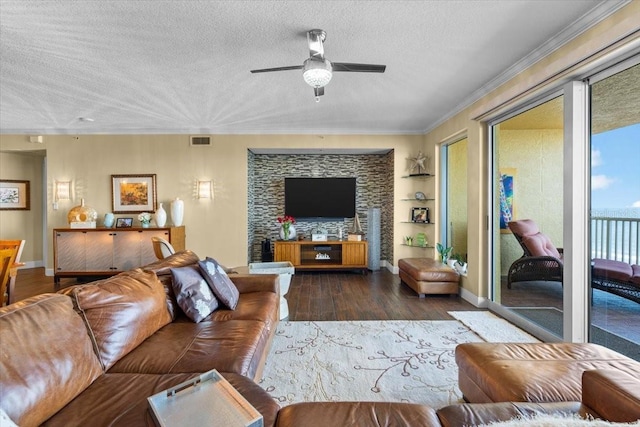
{"left": 285, "top": 177, "right": 356, "bottom": 220}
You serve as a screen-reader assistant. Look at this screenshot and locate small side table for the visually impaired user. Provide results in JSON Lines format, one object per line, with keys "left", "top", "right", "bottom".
{"left": 234, "top": 261, "right": 294, "bottom": 320}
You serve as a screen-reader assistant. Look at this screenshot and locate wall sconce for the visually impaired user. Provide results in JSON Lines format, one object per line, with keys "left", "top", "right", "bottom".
{"left": 55, "top": 181, "right": 72, "bottom": 201}
{"left": 197, "top": 180, "right": 213, "bottom": 199}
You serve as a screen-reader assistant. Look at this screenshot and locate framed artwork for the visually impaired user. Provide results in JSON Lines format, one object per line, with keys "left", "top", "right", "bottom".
{"left": 111, "top": 174, "right": 157, "bottom": 214}
{"left": 499, "top": 168, "right": 516, "bottom": 233}
{"left": 116, "top": 217, "right": 133, "bottom": 228}
{"left": 411, "top": 207, "right": 429, "bottom": 223}
{"left": 0, "top": 180, "right": 30, "bottom": 210}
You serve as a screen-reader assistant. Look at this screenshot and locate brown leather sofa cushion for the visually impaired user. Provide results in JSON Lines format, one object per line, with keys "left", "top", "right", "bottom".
{"left": 0, "top": 294, "right": 103, "bottom": 426}
{"left": 436, "top": 401, "right": 582, "bottom": 427}
{"left": 108, "top": 319, "right": 270, "bottom": 380}
{"left": 142, "top": 250, "right": 202, "bottom": 319}
{"left": 68, "top": 269, "right": 172, "bottom": 371}
{"left": 41, "top": 372, "right": 280, "bottom": 427}
{"left": 456, "top": 342, "right": 640, "bottom": 403}
{"left": 581, "top": 369, "right": 640, "bottom": 422}
{"left": 275, "top": 401, "right": 442, "bottom": 427}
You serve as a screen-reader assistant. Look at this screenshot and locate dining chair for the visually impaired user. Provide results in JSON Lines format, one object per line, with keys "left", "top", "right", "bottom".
{"left": 0, "top": 248, "right": 18, "bottom": 306}
{"left": 0, "top": 240, "right": 25, "bottom": 305}
{"left": 151, "top": 237, "right": 175, "bottom": 260}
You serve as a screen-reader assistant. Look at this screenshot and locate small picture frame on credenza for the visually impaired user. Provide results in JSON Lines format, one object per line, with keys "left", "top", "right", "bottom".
{"left": 116, "top": 217, "right": 133, "bottom": 228}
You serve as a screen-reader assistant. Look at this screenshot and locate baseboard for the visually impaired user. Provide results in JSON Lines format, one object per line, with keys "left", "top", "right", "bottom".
{"left": 18, "top": 260, "right": 44, "bottom": 269}
{"left": 383, "top": 260, "right": 399, "bottom": 274}
{"left": 45, "top": 267, "right": 55, "bottom": 277}
{"left": 459, "top": 287, "right": 489, "bottom": 308}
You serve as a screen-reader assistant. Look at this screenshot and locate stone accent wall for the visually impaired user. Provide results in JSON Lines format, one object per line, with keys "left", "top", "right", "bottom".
{"left": 247, "top": 152, "right": 394, "bottom": 265}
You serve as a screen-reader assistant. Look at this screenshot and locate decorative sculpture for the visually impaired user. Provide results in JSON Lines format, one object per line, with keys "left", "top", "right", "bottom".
{"left": 408, "top": 151, "right": 429, "bottom": 175}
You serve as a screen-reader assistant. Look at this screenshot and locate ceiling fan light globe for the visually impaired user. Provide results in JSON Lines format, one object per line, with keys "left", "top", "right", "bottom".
{"left": 302, "top": 58, "right": 332, "bottom": 88}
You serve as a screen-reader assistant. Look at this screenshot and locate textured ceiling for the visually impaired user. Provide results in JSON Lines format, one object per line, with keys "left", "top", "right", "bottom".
{"left": 0, "top": 0, "right": 621, "bottom": 135}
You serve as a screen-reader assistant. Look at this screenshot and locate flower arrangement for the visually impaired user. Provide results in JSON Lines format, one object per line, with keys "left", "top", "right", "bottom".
{"left": 138, "top": 212, "right": 152, "bottom": 226}
{"left": 277, "top": 215, "right": 296, "bottom": 240}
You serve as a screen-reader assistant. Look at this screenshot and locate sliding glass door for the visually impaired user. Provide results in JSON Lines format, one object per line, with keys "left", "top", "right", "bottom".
{"left": 589, "top": 61, "right": 640, "bottom": 359}
{"left": 490, "top": 95, "right": 565, "bottom": 338}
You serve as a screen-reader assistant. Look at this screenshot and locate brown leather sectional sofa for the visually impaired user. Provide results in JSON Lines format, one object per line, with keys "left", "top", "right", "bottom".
{"left": 1, "top": 250, "right": 639, "bottom": 426}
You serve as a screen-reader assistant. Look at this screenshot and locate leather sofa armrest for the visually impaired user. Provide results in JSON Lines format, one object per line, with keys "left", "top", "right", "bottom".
{"left": 229, "top": 274, "right": 279, "bottom": 294}
{"left": 581, "top": 369, "right": 640, "bottom": 422}
{"left": 436, "top": 402, "right": 582, "bottom": 427}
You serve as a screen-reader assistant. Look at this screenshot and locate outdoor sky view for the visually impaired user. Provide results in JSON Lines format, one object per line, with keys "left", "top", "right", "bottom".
{"left": 591, "top": 122, "right": 640, "bottom": 218}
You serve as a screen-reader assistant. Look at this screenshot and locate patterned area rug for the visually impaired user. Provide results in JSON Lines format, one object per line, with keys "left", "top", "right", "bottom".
{"left": 259, "top": 313, "right": 537, "bottom": 408}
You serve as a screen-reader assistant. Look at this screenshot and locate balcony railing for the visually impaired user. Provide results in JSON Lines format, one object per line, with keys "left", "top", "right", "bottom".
{"left": 591, "top": 216, "right": 640, "bottom": 265}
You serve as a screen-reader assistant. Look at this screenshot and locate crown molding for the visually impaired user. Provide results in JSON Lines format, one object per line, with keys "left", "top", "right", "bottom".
{"left": 423, "top": 0, "right": 632, "bottom": 134}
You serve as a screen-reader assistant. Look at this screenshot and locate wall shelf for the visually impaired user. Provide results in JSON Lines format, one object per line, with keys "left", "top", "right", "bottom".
{"left": 401, "top": 174, "right": 433, "bottom": 179}
{"left": 401, "top": 244, "right": 434, "bottom": 248}
{"left": 400, "top": 221, "right": 435, "bottom": 225}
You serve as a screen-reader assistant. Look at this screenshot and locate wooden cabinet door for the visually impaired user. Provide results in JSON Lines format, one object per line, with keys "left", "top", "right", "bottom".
{"left": 275, "top": 242, "right": 300, "bottom": 266}
{"left": 342, "top": 242, "right": 367, "bottom": 266}
{"left": 84, "top": 231, "right": 115, "bottom": 272}
{"left": 55, "top": 231, "right": 87, "bottom": 272}
{"left": 112, "top": 230, "right": 143, "bottom": 271}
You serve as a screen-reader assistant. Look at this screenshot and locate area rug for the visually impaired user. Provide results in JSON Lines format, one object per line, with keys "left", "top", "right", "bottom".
{"left": 259, "top": 316, "right": 537, "bottom": 408}
{"left": 448, "top": 311, "right": 540, "bottom": 343}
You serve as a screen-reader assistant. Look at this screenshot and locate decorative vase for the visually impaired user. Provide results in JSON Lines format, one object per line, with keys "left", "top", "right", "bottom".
{"left": 279, "top": 224, "right": 296, "bottom": 240}
{"left": 142, "top": 222, "right": 150, "bottom": 228}
{"left": 67, "top": 198, "right": 98, "bottom": 224}
{"left": 171, "top": 198, "right": 184, "bottom": 226}
{"left": 155, "top": 203, "right": 167, "bottom": 227}
{"left": 103, "top": 213, "right": 115, "bottom": 228}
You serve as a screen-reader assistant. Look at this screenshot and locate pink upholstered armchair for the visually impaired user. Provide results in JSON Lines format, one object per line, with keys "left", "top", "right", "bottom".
{"left": 506, "top": 219, "right": 563, "bottom": 288}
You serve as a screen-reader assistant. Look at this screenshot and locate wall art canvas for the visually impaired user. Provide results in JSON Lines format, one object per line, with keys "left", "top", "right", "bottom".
{"left": 499, "top": 168, "right": 516, "bottom": 233}
{"left": 111, "top": 174, "right": 157, "bottom": 213}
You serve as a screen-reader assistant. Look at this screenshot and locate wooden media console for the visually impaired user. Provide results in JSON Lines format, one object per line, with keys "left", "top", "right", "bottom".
{"left": 274, "top": 240, "right": 368, "bottom": 273}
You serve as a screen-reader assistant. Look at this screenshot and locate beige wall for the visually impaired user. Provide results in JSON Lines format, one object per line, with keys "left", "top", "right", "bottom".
{"left": 0, "top": 151, "right": 44, "bottom": 265}
{"left": 424, "top": 2, "right": 639, "bottom": 301}
{"left": 0, "top": 134, "right": 426, "bottom": 272}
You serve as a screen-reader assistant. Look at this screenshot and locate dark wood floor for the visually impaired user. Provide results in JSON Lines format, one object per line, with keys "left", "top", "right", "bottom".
{"left": 12, "top": 268, "right": 638, "bottom": 344}
{"left": 12, "top": 268, "right": 482, "bottom": 321}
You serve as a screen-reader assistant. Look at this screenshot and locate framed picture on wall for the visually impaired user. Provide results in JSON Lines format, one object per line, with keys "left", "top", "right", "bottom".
{"left": 411, "top": 207, "right": 429, "bottom": 223}
{"left": 111, "top": 174, "right": 157, "bottom": 214}
{"left": 0, "top": 179, "right": 30, "bottom": 210}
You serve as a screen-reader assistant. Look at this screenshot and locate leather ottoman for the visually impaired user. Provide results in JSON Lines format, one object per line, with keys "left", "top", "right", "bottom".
{"left": 275, "top": 401, "right": 442, "bottom": 427}
{"left": 398, "top": 258, "right": 459, "bottom": 297}
{"left": 455, "top": 342, "right": 640, "bottom": 404}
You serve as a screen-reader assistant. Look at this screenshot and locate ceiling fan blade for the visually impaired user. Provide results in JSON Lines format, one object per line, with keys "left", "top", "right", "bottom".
{"left": 307, "top": 29, "right": 326, "bottom": 60}
{"left": 332, "top": 62, "right": 386, "bottom": 73}
{"left": 250, "top": 65, "right": 303, "bottom": 73}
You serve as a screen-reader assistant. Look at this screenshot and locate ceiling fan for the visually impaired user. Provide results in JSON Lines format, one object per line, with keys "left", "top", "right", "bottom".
{"left": 250, "top": 29, "right": 386, "bottom": 101}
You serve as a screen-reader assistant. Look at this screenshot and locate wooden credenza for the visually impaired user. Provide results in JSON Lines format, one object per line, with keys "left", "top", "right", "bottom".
{"left": 53, "top": 226, "right": 185, "bottom": 284}
{"left": 274, "top": 240, "right": 368, "bottom": 273}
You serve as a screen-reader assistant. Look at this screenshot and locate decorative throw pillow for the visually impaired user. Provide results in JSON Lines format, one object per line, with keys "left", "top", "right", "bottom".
{"left": 198, "top": 257, "right": 240, "bottom": 310}
{"left": 170, "top": 265, "right": 220, "bottom": 322}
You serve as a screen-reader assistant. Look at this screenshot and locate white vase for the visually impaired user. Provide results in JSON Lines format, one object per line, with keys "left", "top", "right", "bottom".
{"left": 171, "top": 198, "right": 184, "bottom": 226}
{"left": 155, "top": 203, "right": 167, "bottom": 227}
{"left": 279, "top": 224, "right": 296, "bottom": 240}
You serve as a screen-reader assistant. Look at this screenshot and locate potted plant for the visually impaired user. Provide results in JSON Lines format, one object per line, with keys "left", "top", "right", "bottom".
{"left": 436, "top": 243, "right": 453, "bottom": 264}
{"left": 452, "top": 253, "right": 468, "bottom": 274}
